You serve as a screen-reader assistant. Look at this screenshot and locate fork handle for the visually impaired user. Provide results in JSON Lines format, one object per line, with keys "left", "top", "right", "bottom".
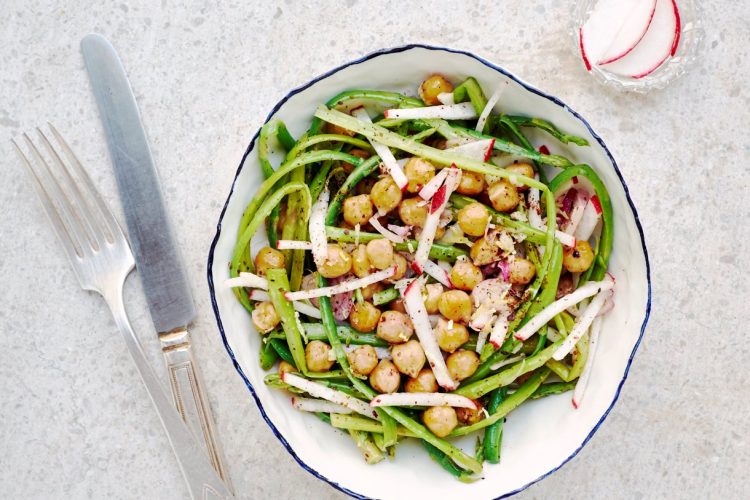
{"left": 160, "top": 328, "right": 234, "bottom": 492}
{"left": 106, "top": 292, "right": 233, "bottom": 500}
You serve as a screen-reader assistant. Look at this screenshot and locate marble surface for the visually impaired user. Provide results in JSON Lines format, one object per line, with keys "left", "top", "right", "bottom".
{"left": 1, "top": 1, "right": 747, "bottom": 498}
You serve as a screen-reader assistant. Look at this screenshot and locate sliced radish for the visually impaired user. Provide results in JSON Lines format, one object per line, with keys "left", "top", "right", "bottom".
{"left": 399, "top": 277, "right": 457, "bottom": 390}
{"left": 580, "top": 0, "right": 657, "bottom": 68}
{"left": 514, "top": 276, "right": 615, "bottom": 341}
{"left": 598, "top": 0, "right": 658, "bottom": 65}
{"left": 225, "top": 271, "right": 268, "bottom": 290}
{"left": 291, "top": 397, "right": 353, "bottom": 414}
{"left": 600, "top": 0, "right": 680, "bottom": 78}
{"left": 555, "top": 230, "right": 576, "bottom": 248}
{"left": 552, "top": 287, "right": 610, "bottom": 360}
{"left": 564, "top": 190, "right": 590, "bottom": 236}
{"left": 383, "top": 102, "right": 477, "bottom": 120}
{"left": 282, "top": 373, "right": 377, "bottom": 419}
{"left": 572, "top": 316, "right": 603, "bottom": 408}
{"left": 475, "top": 330, "right": 489, "bottom": 353}
{"left": 351, "top": 107, "right": 408, "bottom": 190}
{"left": 285, "top": 266, "right": 395, "bottom": 301}
{"left": 387, "top": 223, "right": 412, "bottom": 238}
{"left": 488, "top": 311, "right": 510, "bottom": 348}
{"left": 418, "top": 168, "right": 449, "bottom": 201}
{"left": 276, "top": 240, "right": 312, "bottom": 251}
{"left": 248, "top": 289, "right": 322, "bottom": 319}
{"left": 309, "top": 189, "right": 329, "bottom": 268}
{"left": 445, "top": 138, "right": 495, "bottom": 162}
{"left": 574, "top": 197, "right": 602, "bottom": 242}
{"left": 475, "top": 80, "right": 508, "bottom": 132}
{"left": 421, "top": 259, "right": 453, "bottom": 288}
{"left": 329, "top": 274, "right": 355, "bottom": 322}
{"left": 369, "top": 216, "right": 406, "bottom": 243}
{"left": 370, "top": 392, "right": 477, "bottom": 409}
{"left": 413, "top": 167, "right": 461, "bottom": 274}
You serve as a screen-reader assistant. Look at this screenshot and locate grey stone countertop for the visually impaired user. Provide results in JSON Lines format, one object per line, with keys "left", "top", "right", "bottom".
{"left": 1, "top": 1, "right": 748, "bottom": 498}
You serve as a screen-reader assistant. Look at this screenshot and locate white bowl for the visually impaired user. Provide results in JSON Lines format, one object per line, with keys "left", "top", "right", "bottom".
{"left": 208, "top": 44, "right": 651, "bottom": 499}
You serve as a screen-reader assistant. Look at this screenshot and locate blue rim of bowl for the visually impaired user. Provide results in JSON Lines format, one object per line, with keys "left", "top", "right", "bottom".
{"left": 207, "top": 43, "right": 652, "bottom": 499}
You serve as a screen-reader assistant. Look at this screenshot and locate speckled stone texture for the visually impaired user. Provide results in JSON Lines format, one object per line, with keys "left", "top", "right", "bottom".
{"left": 0, "top": 1, "right": 747, "bottom": 498}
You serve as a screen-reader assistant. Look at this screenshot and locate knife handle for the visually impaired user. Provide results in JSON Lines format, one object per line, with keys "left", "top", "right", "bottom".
{"left": 160, "top": 328, "right": 234, "bottom": 493}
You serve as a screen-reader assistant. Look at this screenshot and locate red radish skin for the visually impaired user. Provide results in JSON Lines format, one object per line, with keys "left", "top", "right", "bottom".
{"left": 579, "top": 28, "right": 592, "bottom": 71}
{"left": 670, "top": 0, "right": 681, "bottom": 56}
{"left": 591, "top": 195, "right": 603, "bottom": 214}
{"left": 539, "top": 145, "right": 550, "bottom": 155}
{"left": 484, "top": 139, "right": 495, "bottom": 161}
{"left": 600, "top": 0, "right": 680, "bottom": 79}
{"left": 430, "top": 185, "right": 447, "bottom": 214}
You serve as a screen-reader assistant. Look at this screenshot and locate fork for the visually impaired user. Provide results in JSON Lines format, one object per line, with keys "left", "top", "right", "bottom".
{"left": 13, "top": 125, "right": 233, "bottom": 500}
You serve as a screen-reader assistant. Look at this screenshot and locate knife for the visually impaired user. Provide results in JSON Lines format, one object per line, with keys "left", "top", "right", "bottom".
{"left": 80, "top": 33, "right": 234, "bottom": 494}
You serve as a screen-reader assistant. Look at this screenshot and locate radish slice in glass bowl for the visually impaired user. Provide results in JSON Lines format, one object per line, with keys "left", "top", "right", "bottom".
{"left": 207, "top": 45, "right": 651, "bottom": 499}
{"left": 574, "top": 0, "right": 704, "bottom": 92}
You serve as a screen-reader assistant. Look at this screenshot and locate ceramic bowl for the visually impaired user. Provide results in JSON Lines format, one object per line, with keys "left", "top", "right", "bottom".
{"left": 208, "top": 44, "right": 651, "bottom": 499}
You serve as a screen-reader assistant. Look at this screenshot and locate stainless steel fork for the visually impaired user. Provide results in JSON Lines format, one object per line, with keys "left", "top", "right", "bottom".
{"left": 13, "top": 125, "right": 233, "bottom": 500}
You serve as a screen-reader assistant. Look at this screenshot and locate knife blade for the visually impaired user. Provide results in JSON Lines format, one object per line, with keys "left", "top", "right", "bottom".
{"left": 81, "top": 33, "right": 233, "bottom": 492}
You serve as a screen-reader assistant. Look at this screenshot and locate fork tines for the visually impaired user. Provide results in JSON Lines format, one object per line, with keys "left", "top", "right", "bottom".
{"left": 12, "top": 125, "right": 124, "bottom": 277}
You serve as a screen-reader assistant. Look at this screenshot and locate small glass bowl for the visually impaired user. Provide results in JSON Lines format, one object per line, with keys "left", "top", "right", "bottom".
{"left": 572, "top": 0, "right": 704, "bottom": 93}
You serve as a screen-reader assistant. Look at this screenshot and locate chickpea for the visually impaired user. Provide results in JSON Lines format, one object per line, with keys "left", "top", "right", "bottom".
{"left": 487, "top": 180, "right": 520, "bottom": 213}
{"left": 390, "top": 298, "right": 407, "bottom": 314}
{"left": 391, "top": 339, "right": 426, "bottom": 378}
{"left": 398, "top": 197, "right": 429, "bottom": 227}
{"left": 366, "top": 238, "right": 394, "bottom": 270}
{"left": 438, "top": 290, "right": 472, "bottom": 323}
{"left": 370, "top": 176, "right": 403, "bottom": 214}
{"left": 352, "top": 244, "right": 371, "bottom": 278}
{"left": 422, "top": 406, "right": 457, "bottom": 438}
{"left": 376, "top": 310, "right": 414, "bottom": 344}
{"left": 369, "top": 359, "right": 400, "bottom": 393}
{"left": 343, "top": 194, "right": 374, "bottom": 227}
{"left": 424, "top": 283, "right": 444, "bottom": 314}
{"left": 434, "top": 318, "right": 469, "bottom": 353}
{"left": 305, "top": 340, "right": 334, "bottom": 372}
{"left": 446, "top": 350, "right": 479, "bottom": 381}
{"left": 419, "top": 74, "right": 454, "bottom": 106}
{"left": 278, "top": 360, "right": 296, "bottom": 374}
{"left": 509, "top": 257, "right": 536, "bottom": 285}
{"left": 386, "top": 253, "right": 408, "bottom": 283}
{"left": 254, "top": 247, "right": 285, "bottom": 277}
{"left": 563, "top": 240, "right": 595, "bottom": 273}
{"left": 347, "top": 345, "right": 378, "bottom": 377}
{"left": 350, "top": 301, "right": 382, "bottom": 333}
{"left": 456, "top": 170, "right": 485, "bottom": 196}
{"left": 324, "top": 121, "right": 355, "bottom": 137}
{"left": 450, "top": 259, "right": 483, "bottom": 291}
{"left": 405, "top": 368, "right": 438, "bottom": 393}
{"left": 251, "top": 301, "right": 280, "bottom": 334}
{"left": 404, "top": 157, "right": 435, "bottom": 193}
{"left": 470, "top": 236, "right": 501, "bottom": 266}
{"left": 361, "top": 281, "right": 382, "bottom": 301}
{"left": 456, "top": 202, "right": 489, "bottom": 237}
{"left": 456, "top": 404, "right": 484, "bottom": 425}
{"left": 340, "top": 148, "right": 370, "bottom": 173}
{"left": 318, "top": 244, "right": 353, "bottom": 278}
{"left": 505, "top": 163, "right": 535, "bottom": 191}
